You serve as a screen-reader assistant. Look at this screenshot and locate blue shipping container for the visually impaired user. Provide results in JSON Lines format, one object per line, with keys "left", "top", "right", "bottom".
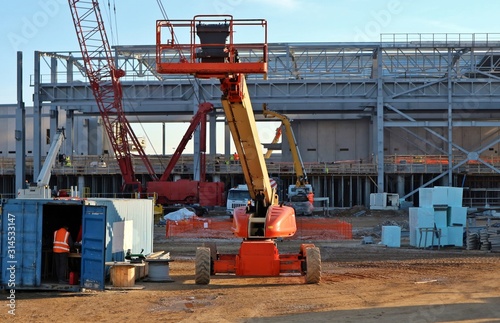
{"left": 0, "top": 197, "right": 153, "bottom": 291}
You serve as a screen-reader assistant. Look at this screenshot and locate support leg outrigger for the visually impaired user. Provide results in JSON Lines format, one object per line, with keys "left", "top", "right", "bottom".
{"left": 195, "top": 242, "right": 321, "bottom": 285}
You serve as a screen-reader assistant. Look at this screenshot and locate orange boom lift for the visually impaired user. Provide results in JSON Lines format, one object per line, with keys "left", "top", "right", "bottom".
{"left": 156, "top": 15, "right": 321, "bottom": 284}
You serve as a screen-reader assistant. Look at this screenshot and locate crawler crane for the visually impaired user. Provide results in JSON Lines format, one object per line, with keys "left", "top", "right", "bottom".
{"left": 156, "top": 15, "right": 321, "bottom": 284}
{"left": 68, "top": 1, "right": 224, "bottom": 207}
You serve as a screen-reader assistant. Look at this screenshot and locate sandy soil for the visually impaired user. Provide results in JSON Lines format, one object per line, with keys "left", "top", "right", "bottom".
{"left": 2, "top": 214, "right": 500, "bottom": 323}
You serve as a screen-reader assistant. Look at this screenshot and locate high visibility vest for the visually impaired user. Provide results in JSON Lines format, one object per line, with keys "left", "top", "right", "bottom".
{"left": 53, "top": 228, "right": 70, "bottom": 253}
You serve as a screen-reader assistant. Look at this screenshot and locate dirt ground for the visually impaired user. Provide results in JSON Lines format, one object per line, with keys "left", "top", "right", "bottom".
{"left": 3, "top": 212, "right": 500, "bottom": 323}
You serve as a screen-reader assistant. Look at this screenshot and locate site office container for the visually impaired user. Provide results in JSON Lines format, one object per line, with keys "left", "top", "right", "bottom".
{"left": 0, "top": 198, "right": 154, "bottom": 291}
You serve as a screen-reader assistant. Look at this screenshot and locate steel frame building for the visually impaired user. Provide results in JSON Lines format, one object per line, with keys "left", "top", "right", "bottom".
{"left": 5, "top": 33, "right": 500, "bottom": 207}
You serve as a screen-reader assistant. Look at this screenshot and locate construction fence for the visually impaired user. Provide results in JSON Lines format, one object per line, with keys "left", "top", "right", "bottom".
{"left": 165, "top": 217, "right": 352, "bottom": 240}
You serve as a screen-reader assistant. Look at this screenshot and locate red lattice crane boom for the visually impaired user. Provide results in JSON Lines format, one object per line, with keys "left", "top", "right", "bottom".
{"left": 68, "top": 1, "right": 224, "bottom": 206}
{"left": 68, "top": 0, "right": 158, "bottom": 191}
{"left": 159, "top": 102, "right": 213, "bottom": 182}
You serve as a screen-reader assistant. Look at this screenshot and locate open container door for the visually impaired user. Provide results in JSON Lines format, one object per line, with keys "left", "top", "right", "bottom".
{"left": 80, "top": 205, "right": 106, "bottom": 290}
{"left": 1, "top": 200, "right": 42, "bottom": 288}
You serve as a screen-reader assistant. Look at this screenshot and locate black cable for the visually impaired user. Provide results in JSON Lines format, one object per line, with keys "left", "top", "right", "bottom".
{"left": 155, "top": 0, "right": 207, "bottom": 105}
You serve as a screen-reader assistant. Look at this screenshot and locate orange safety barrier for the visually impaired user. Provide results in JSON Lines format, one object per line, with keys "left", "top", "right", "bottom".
{"left": 392, "top": 155, "right": 500, "bottom": 165}
{"left": 295, "top": 218, "right": 353, "bottom": 240}
{"left": 166, "top": 218, "right": 236, "bottom": 239}
{"left": 166, "top": 217, "right": 352, "bottom": 240}
{"left": 166, "top": 218, "right": 210, "bottom": 238}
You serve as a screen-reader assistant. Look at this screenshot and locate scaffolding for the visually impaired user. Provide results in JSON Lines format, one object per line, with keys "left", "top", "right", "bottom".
{"left": 6, "top": 33, "right": 500, "bottom": 207}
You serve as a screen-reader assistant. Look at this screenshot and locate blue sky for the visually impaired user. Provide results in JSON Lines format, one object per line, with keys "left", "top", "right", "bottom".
{"left": 1, "top": 0, "right": 499, "bottom": 153}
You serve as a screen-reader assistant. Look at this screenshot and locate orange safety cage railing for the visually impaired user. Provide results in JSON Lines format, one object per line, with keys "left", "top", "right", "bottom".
{"left": 156, "top": 15, "right": 268, "bottom": 78}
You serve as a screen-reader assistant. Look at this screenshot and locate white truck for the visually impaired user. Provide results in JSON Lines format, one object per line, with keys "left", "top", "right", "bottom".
{"left": 287, "top": 184, "right": 314, "bottom": 216}
{"left": 226, "top": 184, "right": 251, "bottom": 217}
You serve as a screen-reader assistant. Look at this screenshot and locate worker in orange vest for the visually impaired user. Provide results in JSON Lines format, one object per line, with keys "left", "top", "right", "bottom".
{"left": 53, "top": 225, "right": 74, "bottom": 284}
{"left": 233, "top": 152, "right": 239, "bottom": 162}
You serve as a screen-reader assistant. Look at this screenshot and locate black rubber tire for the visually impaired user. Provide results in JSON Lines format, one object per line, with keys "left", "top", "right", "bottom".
{"left": 195, "top": 247, "right": 211, "bottom": 285}
{"left": 305, "top": 247, "right": 321, "bottom": 284}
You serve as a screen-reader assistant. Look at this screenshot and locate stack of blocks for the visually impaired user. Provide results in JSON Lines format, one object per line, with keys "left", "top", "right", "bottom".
{"left": 409, "top": 186, "right": 466, "bottom": 248}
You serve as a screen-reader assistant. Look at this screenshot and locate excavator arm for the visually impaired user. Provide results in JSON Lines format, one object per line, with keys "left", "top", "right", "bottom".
{"left": 36, "top": 128, "right": 66, "bottom": 187}
{"left": 264, "top": 127, "right": 282, "bottom": 159}
{"left": 262, "top": 104, "right": 308, "bottom": 187}
{"left": 17, "top": 128, "right": 65, "bottom": 199}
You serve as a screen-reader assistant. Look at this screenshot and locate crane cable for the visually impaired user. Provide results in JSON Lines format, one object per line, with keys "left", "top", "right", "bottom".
{"left": 103, "top": 1, "right": 209, "bottom": 163}
{"left": 155, "top": 0, "right": 207, "bottom": 104}
{"left": 155, "top": 0, "right": 210, "bottom": 178}
{"left": 156, "top": 0, "right": 168, "bottom": 22}
{"left": 104, "top": 0, "right": 165, "bottom": 160}
{"left": 111, "top": 0, "right": 119, "bottom": 45}
{"left": 104, "top": 0, "right": 118, "bottom": 46}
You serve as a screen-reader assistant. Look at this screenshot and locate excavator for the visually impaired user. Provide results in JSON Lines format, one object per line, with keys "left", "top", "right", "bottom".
{"left": 262, "top": 105, "right": 314, "bottom": 215}
{"left": 156, "top": 15, "right": 321, "bottom": 284}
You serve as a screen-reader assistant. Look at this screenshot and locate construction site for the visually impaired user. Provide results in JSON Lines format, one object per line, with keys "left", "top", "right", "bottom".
{"left": 3, "top": 30, "right": 500, "bottom": 208}
{"left": 1, "top": 1, "right": 500, "bottom": 322}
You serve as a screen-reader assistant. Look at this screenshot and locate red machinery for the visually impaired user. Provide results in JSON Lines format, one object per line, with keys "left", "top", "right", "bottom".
{"left": 148, "top": 102, "right": 224, "bottom": 206}
{"left": 68, "top": 1, "right": 224, "bottom": 206}
{"left": 156, "top": 15, "right": 321, "bottom": 284}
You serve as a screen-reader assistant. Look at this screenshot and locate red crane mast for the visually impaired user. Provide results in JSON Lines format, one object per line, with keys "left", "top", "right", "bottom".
{"left": 68, "top": 0, "right": 158, "bottom": 191}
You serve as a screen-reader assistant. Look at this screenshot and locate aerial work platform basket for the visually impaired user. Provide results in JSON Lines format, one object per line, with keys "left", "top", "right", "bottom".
{"left": 156, "top": 15, "right": 268, "bottom": 78}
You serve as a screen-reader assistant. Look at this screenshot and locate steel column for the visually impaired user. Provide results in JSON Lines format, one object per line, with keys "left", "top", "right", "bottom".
{"left": 447, "top": 48, "right": 453, "bottom": 184}
{"left": 193, "top": 82, "right": 200, "bottom": 181}
{"left": 33, "top": 51, "right": 42, "bottom": 180}
{"left": 209, "top": 110, "right": 217, "bottom": 158}
{"left": 376, "top": 47, "right": 384, "bottom": 193}
{"left": 15, "top": 52, "right": 26, "bottom": 191}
